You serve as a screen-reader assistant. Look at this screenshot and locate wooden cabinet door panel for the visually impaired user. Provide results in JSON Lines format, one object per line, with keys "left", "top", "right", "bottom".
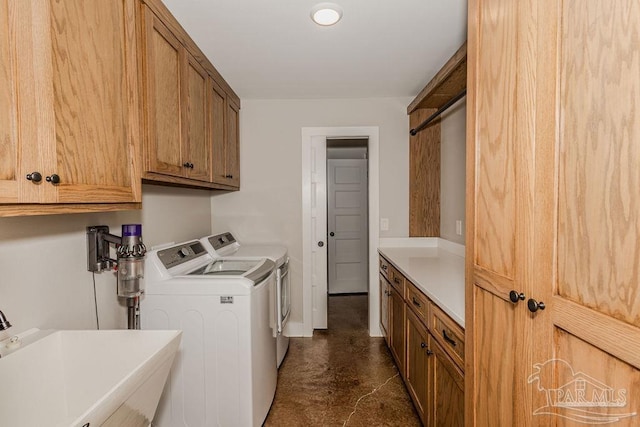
{"left": 431, "top": 339, "right": 464, "bottom": 427}
{"left": 0, "top": 0, "right": 18, "bottom": 203}
{"left": 530, "top": 1, "right": 640, "bottom": 425}
{"left": 380, "top": 273, "right": 390, "bottom": 343}
{"left": 144, "top": 7, "right": 183, "bottom": 178}
{"left": 390, "top": 284, "right": 406, "bottom": 377}
{"left": 49, "top": 0, "right": 140, "bottom": 203}
{"left": 209, "top": 78, "right": 227, "bottom": 185}
{"left": 406, "top": 308, "right": 430, "bottom": 425}
{"left": 184, "top": 53, "right": 210, "bottom": 182}
{"left": 225, "top": 99, "right": 240, "bottom": 187}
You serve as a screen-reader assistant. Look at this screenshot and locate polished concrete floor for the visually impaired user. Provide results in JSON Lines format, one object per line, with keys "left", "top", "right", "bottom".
{"left": 264, "top": 295, "right": 421, "bottom": 426}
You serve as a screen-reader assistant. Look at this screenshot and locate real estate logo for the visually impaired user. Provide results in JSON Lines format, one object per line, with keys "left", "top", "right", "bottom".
{"left": 528, "top": 359, "right": 637, "bottom": 424}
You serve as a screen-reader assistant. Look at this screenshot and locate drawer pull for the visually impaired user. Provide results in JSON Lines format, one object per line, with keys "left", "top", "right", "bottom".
{"left": 393, "top": 277, "right": 401, "bottom": 284}
{"left": 412, "top": 297, "right": 421, "bottom": 307}
{"left": 381, "top": 265, "right": 388, "bottom": 270}
{"left": 426, "top": 349, "right": 433, "bottom": 356}
{"left": 442, "top": 329, "right": 457, "bottom": 347}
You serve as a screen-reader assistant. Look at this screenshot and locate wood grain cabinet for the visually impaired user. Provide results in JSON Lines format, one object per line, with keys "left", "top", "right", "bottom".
{"left": 379, "top": 254, "right": 465, "bottom": 426}
{"left": 379, "top": 273, "right": 390, "bottom": 343}
{"left": 0, "top": 0, "right": 142, "bottom": 216}
{"left": 210, "top": 84, "right": 240, "bottom": 188}
{"left": 140, "top": 0, "right": 241, "bottom": 191}
{"left": 467, "top": 0, "right": 640, "bottom": 424}
{"left": 142, "top": 6, "right": 211, "bottom": 183}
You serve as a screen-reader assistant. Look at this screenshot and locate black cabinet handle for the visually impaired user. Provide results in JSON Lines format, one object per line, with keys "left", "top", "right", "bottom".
{"left": 426, "top": 349, "right": 433, "bottom": 356}
{"left": 442, "top": 329, "right": 457, "bottom": 347}
{"left": 420, "top": 342, "right": 426, "bottom": 349}
{"left": 225, "top": 174, "right": 233, "bottom": 178}
{"left": 527, "top": 299, "right": 546, "bottom": 313}
{"left": 329, "top": 232, "right": 335, "bottom": 237}
{"left": 381, "top": 265, "right": 388, "bottom": 271}
{"left": 393, "top": 277, "right": 401, "bottom": 284}
{"left": 26, "top": 172, "right": 42, "bottom": 183}
{"left": 509, "top": 290, "right": 526, "bottom": 304}
{"left": 46, "top": 174, "right": 60, "bottom": 184}
{"left": 412, "top": 297, "right": 421, "bottom": 307}
{"left": 183, "top": 162, "right": 194, "bottom": 168}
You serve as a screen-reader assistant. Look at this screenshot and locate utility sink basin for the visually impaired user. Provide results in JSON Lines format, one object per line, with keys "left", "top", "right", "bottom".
{"left": 0, "top": 328, "right": 181, "bottom": 427}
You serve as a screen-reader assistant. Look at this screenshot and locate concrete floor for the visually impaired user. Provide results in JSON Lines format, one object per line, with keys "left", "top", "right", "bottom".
{"left": 264, "top": 294, "right": 421, "bottom": 426}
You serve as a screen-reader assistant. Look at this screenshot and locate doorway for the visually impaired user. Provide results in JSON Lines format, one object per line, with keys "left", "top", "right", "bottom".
{"left": 327, "top": 139, "right": 369, "bottom": 296}
{"left": 301, "top": 126, "right": 380, "bottom": 338}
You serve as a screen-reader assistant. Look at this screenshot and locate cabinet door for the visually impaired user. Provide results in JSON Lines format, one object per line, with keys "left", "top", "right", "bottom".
{"left": 431, "top": 339, "right": 464, "bottom": 427}
{"left": 379, "top": 273, "right": 390, "bottom": 342}
{"left": 9, "top": 0, "right": 141, "bottom": 204}
{"left": 48, "top": 0, "right": 141, "bottom": 203}
{"left": 530, "top": 1, "right": 640, "bottom": 425}
{"left": 406, "top": 308, "right": 430, "bottom": 425}
{"left": 210, "top": 79, "right": 228, "bottom": 186}
{"left": 184, "top": 53, "right": 210, "bottom": 182}
{"left": 0, "top": 0, "right": 18, "bottom": 203}
{"left": 144, "top": 6, "right": 184, "bottom": 178}
{"left": 466, "top": 0, "right": 531, "bottom": 423}
{"left": 225, "top": 98, "right": 240, "bottom": 187}
{"left": 389, "top": 284, "right": 406, "bottom": 377}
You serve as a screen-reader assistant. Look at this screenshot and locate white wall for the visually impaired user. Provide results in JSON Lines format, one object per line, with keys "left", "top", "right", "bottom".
{"left": 0, "top": 185, "right": 212, "bottom": 340}
{"left": 440, "top": 99, "right": 467, "bottom": 244}
{"left": 210, "top": 97, "right": 412, "bottom": 332}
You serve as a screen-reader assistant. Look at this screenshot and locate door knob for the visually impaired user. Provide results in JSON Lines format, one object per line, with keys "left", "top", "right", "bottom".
{"left": 46, "top": 174, "right": 60, "bottom": 184}
{"left": 26, "top": 172, "right": 42, "bottom": 183}
{"left": 317, "top": 241, "right": 324, "bottom": 247}
{"left": 329, "top": 232, "right": 335, "bottom": 237}
{"left": 509, "top": 290, "right": 525, "bottom": 304}
{"left": 527, "top": 299, "right": 546, "bottom": 313}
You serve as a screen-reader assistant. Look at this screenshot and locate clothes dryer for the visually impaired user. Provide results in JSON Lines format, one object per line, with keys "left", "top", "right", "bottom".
{"left": 200, "top": 232, "right": 290, "bottom": 367}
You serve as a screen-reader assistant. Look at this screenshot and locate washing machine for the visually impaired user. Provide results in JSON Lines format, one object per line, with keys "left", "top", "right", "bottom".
{"left": 140, "top": 239, "right": 277, "bottom": 427}
{"left": 200, "top": 232, "right": 291, "bottom": 368}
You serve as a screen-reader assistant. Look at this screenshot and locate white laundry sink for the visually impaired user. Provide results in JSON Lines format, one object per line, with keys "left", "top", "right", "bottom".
{"left": 0, "top": 328, "right": 181, "bottom": 427}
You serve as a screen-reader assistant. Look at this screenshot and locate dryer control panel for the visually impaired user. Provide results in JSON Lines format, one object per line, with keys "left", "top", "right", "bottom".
{"left": 209, "top": 232, "right": 236, "bottom": 250}
{"left": 157, "top": 241, "right": 207, "bottom": 269}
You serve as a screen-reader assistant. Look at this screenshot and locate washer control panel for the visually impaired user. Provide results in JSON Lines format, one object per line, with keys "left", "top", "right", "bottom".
{"left": 158, "top": 241, "right": 207, "bottom": 269}
{"left": 208, "top": 232, "right": 236, "bottom": 250}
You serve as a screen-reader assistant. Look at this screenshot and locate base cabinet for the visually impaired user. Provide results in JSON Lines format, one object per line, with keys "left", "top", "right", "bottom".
{"left": 379, "top": 254, "right": 464, "bottom": 426}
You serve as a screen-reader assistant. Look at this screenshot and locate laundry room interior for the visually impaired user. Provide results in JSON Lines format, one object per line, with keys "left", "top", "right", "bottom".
{"left": 1, "top": 0, "right": 639, "bottom": 426}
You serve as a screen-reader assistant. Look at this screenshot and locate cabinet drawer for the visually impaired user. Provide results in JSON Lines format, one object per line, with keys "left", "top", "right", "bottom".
{"left": 389, "top": 266, "right": 406, "bottom": 295}
{"left": 407, "top": 282, "right": 429, "bottom": 324}
{"left": 379, "top": 255, "right": 390, "bottom": 279}
{"left": 430, "top": 303, "right": 465, "bottom": 370}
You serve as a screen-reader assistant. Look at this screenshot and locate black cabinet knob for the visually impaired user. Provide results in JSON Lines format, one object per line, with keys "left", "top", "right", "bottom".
{"left": 426, "top": 349, "right": 433, "bottom": 356}
{"left": 46, "top": 174, "right": 60, "bottom": 184}
{"left": 509, "top": 290, "right": 526, "bottom": 304}
{"left": 26, "top": 172, "right": 42, "bottom": 183}
{"left": 527, "top": 299, "right": 546, "bottom": 313}
{"left": 329, "top": 232, "right": 335, "bottom": 237}
{"left": 420, "top": 342, "right": 426, "bottom": 349}
{"left": 317, "top": 241, "right": 324, "bottom": 247}
{"left": 225, "top": 174, "right": 234, "bottom": 179}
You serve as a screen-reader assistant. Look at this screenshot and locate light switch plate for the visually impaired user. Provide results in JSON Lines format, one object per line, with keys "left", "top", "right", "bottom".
{"left": 380, "top": 218, "right": 389, "bottom": 231}
{"left": 456, "top": 220, "right": 463, "bottom": 236}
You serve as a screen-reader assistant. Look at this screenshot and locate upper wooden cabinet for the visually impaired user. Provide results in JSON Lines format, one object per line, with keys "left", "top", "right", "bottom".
{"left": 142, "top": 8, "right": 211, "bottom": 183}
{"left": 141, "top": 0, "right": 240, "bottom": 190}
{"left": 210, "top": 80, "right": 240, "bottom": 188}
{"left": 0, "top": 0, "right": 142, "bottom": 216}
{"left": 467, "top": 0, "right": 640, "bottom": 424}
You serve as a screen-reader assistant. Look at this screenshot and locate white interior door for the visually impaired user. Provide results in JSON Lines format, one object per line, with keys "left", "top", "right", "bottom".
{"left": 310, "top": 136, "right": 327, "bottom": 329}
{"left": 328, "top": 159, "right": 368, "bottom": 294}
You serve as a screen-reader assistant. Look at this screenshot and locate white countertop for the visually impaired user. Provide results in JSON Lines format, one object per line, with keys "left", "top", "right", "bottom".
{"left": 378, "top": 242, "right": 465, "bottom": 328}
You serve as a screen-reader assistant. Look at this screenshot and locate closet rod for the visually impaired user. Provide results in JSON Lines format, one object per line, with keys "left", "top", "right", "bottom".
{"left": 410, "top": 89, "right": 467, "bottom": 136}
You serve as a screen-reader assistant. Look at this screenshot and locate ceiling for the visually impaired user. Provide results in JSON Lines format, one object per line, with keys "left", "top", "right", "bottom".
{"left": 161, "top": 0, "right": 468, "bottom": 100}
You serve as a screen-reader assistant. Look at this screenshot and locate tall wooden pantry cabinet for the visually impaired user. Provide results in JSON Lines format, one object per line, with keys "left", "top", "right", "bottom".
{"left": 466, "top": 0, "right": 640, "bottom": 425}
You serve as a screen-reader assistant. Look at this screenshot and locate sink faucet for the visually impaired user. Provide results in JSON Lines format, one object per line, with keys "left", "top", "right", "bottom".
{"left": 0, "top": 310, "right": 11, "bottom": 331}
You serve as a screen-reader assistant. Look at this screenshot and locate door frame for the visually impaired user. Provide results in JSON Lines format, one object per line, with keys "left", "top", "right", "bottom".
{"left": 301, "top": 127, "right": 380, "bottom": 337}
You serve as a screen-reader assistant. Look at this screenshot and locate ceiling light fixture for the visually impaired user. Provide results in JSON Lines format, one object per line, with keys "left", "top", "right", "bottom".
{"left": 311, "top": 3, "right": 343, "bottom": 26}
